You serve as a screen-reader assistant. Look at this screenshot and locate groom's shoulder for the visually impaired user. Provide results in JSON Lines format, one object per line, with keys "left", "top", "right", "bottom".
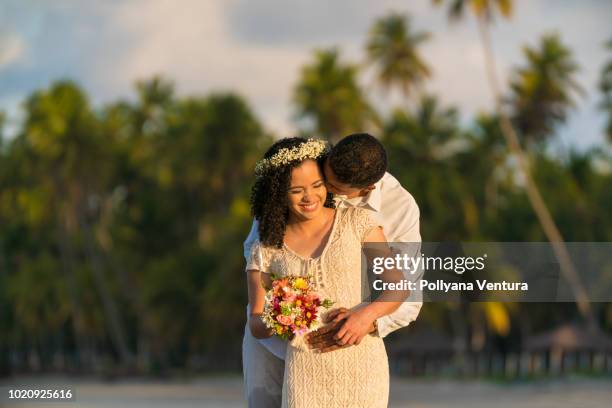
{"left": 380, "top": 172, "right": 401, "bottom": 189}
{"left": 380, "top": 172, "right": 418, "bottom": 208}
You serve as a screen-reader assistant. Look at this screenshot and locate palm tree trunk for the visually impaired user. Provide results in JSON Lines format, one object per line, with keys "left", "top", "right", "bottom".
{"left": 80, "top": 216, "right": 133, "bottom": 366}
{"left": 0, "top": 242, "right": 11, "bottom": 375}
{"left": 97, "top": 194, "right": 151, "bottom": 373}
{"left": 475, "top": 16, "right": 595, "bottom": 328}
{"left": 56, "top": 223, "right": 90, "bottom": 368}
{"left": 103, "top": 247, "right": 152, "bottom": 373}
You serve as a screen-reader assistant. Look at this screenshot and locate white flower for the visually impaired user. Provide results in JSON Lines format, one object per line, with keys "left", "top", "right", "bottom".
{"left": 255, "top": 139, "right": 329, "bottom": 177}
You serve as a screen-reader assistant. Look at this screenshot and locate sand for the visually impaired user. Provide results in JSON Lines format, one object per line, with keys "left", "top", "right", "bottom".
{"left": 1, "top": 375, "right": 611, "bottom": 407}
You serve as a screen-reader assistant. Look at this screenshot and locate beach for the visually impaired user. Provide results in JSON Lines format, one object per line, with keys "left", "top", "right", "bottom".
{"left": 2, "top": 375, "right": 611, "bottom": 408}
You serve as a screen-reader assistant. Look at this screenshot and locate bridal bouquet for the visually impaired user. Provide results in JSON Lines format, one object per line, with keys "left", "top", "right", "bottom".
{"left": 261, "top": 275, "right": 334, "bottom": 340}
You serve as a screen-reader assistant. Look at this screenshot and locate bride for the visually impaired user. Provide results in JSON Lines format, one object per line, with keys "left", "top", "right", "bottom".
{"left": 245, "top": 137, "right": 407, "bottom": 408}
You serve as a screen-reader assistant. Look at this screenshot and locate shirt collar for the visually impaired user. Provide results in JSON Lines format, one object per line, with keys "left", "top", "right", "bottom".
{"left": 365, "top": 180, "right": 383, "bottom": 212}
{"left": 335, "top": 179, "right": 383, "bottom": 212}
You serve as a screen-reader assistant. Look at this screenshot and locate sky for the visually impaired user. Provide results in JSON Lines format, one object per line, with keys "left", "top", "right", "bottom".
{"left": 1, "top": 0, "right": 611, "bottom": 150}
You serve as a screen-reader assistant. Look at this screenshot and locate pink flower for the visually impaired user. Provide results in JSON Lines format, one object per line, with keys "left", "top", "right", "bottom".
{"left": 276, "top": 314, "right": 294, "bottom": 326}
{"left": 304, "top": 294, "right": 319, "bottom": 303}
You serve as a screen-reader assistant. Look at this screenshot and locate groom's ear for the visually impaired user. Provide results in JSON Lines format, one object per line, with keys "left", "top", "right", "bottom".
{"left": 360, "top": 185, "right": 376, "bottom": 195}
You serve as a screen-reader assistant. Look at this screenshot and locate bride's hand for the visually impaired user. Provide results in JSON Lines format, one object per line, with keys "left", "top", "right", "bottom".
{"left": 248, "top": 313, "right": 274, "bottom": 339}
{"left": 306, "top": 307, "right": 376, "bottom": 352}
{"left": 333, "top": 307, "right": 376, "bottom": 346}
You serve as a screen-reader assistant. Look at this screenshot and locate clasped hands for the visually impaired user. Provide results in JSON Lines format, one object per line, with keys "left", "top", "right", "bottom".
{"left": 305, "top": 306, "right": 376, "bottom": 353}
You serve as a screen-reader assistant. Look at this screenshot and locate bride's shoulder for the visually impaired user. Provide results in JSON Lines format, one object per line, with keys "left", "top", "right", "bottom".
{"left": 338, "top": 206, "right": 370, "bottom": 220}
{"left": 247, "top": 238, "right": 284, "bottom": 267}
{"left": 337, "top": 207, "right": 374, "bottom": 233}
{"left": 253, "top": 239, "right": 283, "bottom": 253}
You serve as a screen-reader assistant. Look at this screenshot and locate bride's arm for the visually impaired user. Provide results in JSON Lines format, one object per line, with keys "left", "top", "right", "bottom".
{"left": 247, "top": 269, "right": 274, "bottom": 339}
{"left": 333, "top": 227, "right": 409, "bottom": 346}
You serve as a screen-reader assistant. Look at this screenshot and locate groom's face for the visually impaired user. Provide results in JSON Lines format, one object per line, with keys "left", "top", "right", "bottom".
{"left": 323, "top": 160, "right": 371, "bottom": 199}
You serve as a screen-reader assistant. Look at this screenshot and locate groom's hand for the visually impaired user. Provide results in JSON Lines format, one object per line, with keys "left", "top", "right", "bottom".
{"left": 305, "top": 307, "right": 348, "bottom": 352}
{"left": 323, "top": 307, "right": 351, "bottom": 325}
{"left": 305, "top": 321, "right": 346, "bottom": 353}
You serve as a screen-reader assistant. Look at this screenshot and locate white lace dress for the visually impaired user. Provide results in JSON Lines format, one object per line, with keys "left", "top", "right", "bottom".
{"left": 247, "top": 207, "right": 389, "bottom": 408}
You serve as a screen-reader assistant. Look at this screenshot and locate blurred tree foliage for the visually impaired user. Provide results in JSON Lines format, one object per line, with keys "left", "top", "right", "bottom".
{"left": 293, "top": 48, "right": 378, "bottom": 143}
{"left": 600, "top": 38, "right": 612, "bottom": 142}
{"left": 0, "top": 10, "right": 611, "bottom": 375}
{"left": 509, "top": 33, "right": 584, "bottom": 146}
{"left": 366, "top": 12, "right": 431, "bottom": 97}
{"left": 0, "top": 78, "right": 271, "bottom": 373}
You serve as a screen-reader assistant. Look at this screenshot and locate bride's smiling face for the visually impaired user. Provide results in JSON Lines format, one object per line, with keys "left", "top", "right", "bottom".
{"left": 287, "top": 159, "right": 327, "bottom": 221}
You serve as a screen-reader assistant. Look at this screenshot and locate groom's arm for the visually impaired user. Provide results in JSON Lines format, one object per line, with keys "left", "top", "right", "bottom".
{"left": 374, "top": 189, "right": 422, "bottom": 338}
{"left": 374, "top": 243, "right": 423, "bottom": 338}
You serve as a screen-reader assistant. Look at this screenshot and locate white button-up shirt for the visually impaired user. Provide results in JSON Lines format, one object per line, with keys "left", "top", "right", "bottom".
{"left": 244, "top": 172, "right": 423, "bottom": 359}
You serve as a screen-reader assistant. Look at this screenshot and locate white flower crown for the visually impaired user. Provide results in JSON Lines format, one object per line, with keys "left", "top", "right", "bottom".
{"left": 255, "top": 139, "right": 329, "bottom": 177}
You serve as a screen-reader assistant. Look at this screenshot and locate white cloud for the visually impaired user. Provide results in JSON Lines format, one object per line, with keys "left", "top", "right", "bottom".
{"left": 0, "top": 33, "right": 25, "bottom": 68}
{"left": 1, "top": 0, "right": 610, "bottom": 146}
{"left": 94, "top": 0, "right": 310, "bottom": 136}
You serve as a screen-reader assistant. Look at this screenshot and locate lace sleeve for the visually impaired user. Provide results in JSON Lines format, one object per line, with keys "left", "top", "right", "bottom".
{"left": 350, "top": 207, "right": 380, "bottom": 242}
{"left": 245, "top": 239, "right": 270, "bottom": 273}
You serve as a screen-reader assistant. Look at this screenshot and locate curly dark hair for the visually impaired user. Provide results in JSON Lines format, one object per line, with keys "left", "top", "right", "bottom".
{"left": 327, "top": 133, "right": 388, "bottom": 188}
{"left": 250, "top": 137, "right": 334, "bottom": 248}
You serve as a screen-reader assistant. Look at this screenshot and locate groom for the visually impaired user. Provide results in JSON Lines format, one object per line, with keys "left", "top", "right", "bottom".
{"left": 242, "top": 133, "right": 422, "bottom": 407}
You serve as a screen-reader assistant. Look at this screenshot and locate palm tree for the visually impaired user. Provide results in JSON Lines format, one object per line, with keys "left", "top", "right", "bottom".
{"left": 384, "top": 94, "right": 458, "bottom": 162}
{"left": 433, "top": 0, "right": 512, "bottom": 21}
{"left": 366, "top": 12, "right": 432, "bottom": 97}
{"left": 510, "top": 33, "right": 584, "bottom": 145}
{"left": 293, "top": 48, "right": 378, "bottom": 143}
{"left": 469, "top": 114, "right": 510, "bottom": 218}
{"left": 383, "top": 95, "right": 477, "bottom": 240}
{"left": 0, "top": 111, "right": 5, "bottom": 146}
{"left": 431, "top": 0, "right": 595, "bottom": 326}
{"left": 23, "top": 81, "right": 134, "bottom": 365}
{"left": 134, "top": 76, "right": 174, "bottom": 134}
{"left": 599, "top": 39, "right": 612, "bottom": 143}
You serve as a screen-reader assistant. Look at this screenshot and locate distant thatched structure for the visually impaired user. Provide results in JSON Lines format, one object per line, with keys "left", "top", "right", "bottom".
{"left": 386, "top": 324, "right": 456, "bottom": 376}
{"left": 387, "top": 326, "right": 456, "bottom": 357}
{"left": 525, "top": 323, "right": 612, "bottom": 352}
{"left": 386, "top": 322, "right": 612, "bottom": 377}
{"left": 523, "top": 323, "right": 612, "bottom": 375}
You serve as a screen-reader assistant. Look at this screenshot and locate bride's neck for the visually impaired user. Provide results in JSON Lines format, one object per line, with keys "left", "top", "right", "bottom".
{"left": 286, "top": 208, "right": 333, "bottom": 235}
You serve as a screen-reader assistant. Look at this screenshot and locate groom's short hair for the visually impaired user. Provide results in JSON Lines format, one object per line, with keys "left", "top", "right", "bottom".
{"left": 328, "top": 133, "right": 387, "bottom": 188}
